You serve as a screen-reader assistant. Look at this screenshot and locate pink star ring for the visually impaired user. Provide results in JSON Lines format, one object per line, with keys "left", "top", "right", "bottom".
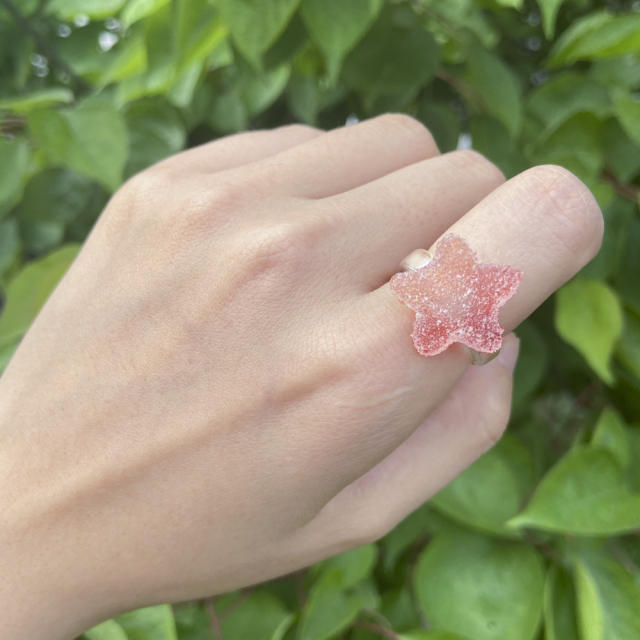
{"left": 390, "top": 234, "right": 522, "bottom": 365}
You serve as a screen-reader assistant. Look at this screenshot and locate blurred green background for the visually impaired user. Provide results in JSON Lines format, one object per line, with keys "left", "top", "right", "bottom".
{"left": 1, "top": 0, "right": 640, "bottom": 638}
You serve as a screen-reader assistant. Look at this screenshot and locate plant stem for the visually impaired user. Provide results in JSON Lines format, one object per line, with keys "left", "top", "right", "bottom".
{"left": 204, "top": 598, "right": 223, "bottom": 640}
{"left": 601, "top": 169, "right": 640, "bottom": 204}
{"left": 353, "top": 621, "right": 399, "bottom": 639}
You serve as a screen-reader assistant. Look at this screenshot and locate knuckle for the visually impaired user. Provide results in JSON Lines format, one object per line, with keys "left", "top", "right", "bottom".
{"left": 523, "top": 164, "right": 604, "bottom": 258}
{"left": 373, "top": 113, "right": 439, "bottom": 153}
{"left": 201, "top": 177, "right": 249, "bottom": 214}
{"left": 448, "top": 149, "right": 506, "bottom": 186}
{"left": 118, "top": 165, "right": 176, "bottom": 205}
{"left": 237, "top": 217, "right": 325, "bottom": 277}
{"left": 105, "top": 166, "right": 179, "bottom": 230}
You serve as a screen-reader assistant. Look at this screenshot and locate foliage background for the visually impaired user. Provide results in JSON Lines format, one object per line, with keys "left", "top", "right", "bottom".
{"left": 1, "top": 0, "right": 640, "bottom": 638}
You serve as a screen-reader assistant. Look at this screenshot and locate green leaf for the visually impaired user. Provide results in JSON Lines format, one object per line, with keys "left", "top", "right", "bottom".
{"left": 19, "top": 219, "right": 65, "bottom": 255}
{"left": 583, "top": 196, "right": 635, "bottom": 281}
{"left": 116, "top": 5, "right": 176, "bottom": 102}
{"left": 298, "top": 577, "right": 374, "bottom": 640}
{"left": 613, "top": 91, "right": 640, "bottom": 145}
{"left": 0, "top": 340, "right": 19, "bottom": 375}
{"left": 121, "top": 0, "right": 170, "bottom": 27}
{"left": 48, "top": 0, "right": 126, "bottom": 19}
{"left": 239, "top": 62, "right": 291, "bottom": 117}
{"left": 470, "top": 115, "right": 527, "bottom": 178}
{"left": 17, "top": 168, "right": 96, "bottom": 254}
{"left": 414, "top": 530, "right": 544, "bottom": 640}
{"left": 617, "top": 217, "right": 640, "bottom": 314}
{"left": 217, "top": 0, "right": 301, "bottom": 68}
{"left": 467, "top": 45, "right": 521, "bottom": 136}
{"left": 209, "top": 86, "right": 248, "bottom": 134}
{"left": 0, "top": 88, "right": 74, "bottom": 113}
{"left": 175, "top": 0, "right": 228, "bottom": 73}
{"left": 28, "top": 100, "right": 128, "bottom": 192}
{"left": 0, "top": 245, "right": 80, "bottom": 348}
{"left": 99, "top": 33, "right": 147, "bottom": 87}
{"left": 526, "top": 73, "right": 610, "bottom": 138}
{"left": 509, "top": 446, "right": 640, "bottom": 535}
{"left": 172, "top": 602, "right": 214, "bottom": 640}
{"left": 0, "top": 218, "right": 20, "bottom": 277}
{"left": 543, "top": 565, "right": 579, "bottom": 640}
{"left": 124, "top": 99, "right": 185, "bottom": 176}
{"left": 416, "top": 101, "right": 461, "bottom": 153}
{"left": 629, "top": 427, "right": 640, "bottom": 493}
{"left": 263, "top": 12, "right": 308, "bottom": 69}
{"left": 56, "top": 23, "right": 111, "bottom": 79}
{"left": 314, "top": 545, "right": 377, "bottom": 590}
{"left": 399, "top": 632, "right": 467, "bottom": 640}
{"left": 342, "top": 7, "right": 439, "bottom": 104}
{"left": 18, "top": 169, "right": 96, "bottom": 225}
{"left": 554, "top": 279, "right": 623, "bottom": 385}
{"left": 537, "top": 0, "right": 565, "bottom": 38}
{"left": 591, "top": 55, "right": 640, "bottom": 91}
{"left": 286, "top": 72, "right": 319, "bottom": 124}
{"left": 602, "top": 120, "right": 640, "bottom": 183}
{"left": 85, "top": 619, "right": 129, "bottom": 640}
{"left": 300, "top": 0, "right": 382, "bottom": 83}
{"left": 573, "top": 543, "right": 640, "bottom": 640}
{"left": 430, "top": 435, "right": 535, "bottom": 538}
{"left": 592, "top": 407, "right": 630, "bottom": 469}
{"left": 168, "top": 62, "right": 203, "bottom": 108}
{"left": 381, "top": 504, "right": 432, "bottom": 573}
{"left": 0, "top": 137, "right": 29, "bottom": 209}
{"left": 513, "top": 321, "right": 547, "bottom": 408}
{"left": 379, "top": 588, "right": 420, "bottom": 632}
{"left": 217, "top": 591, "right": 292, "bottom": 640}
{"left": 116, "top": 605, "right": 177, "bottom": 640}
{"left": 549, "top": 12, "right": 640, "bottom": 67}
{"left": 528, "top": 113, "right": 603, "bottom": 181}
{"left": 618, "top": 312, "right": 640, "bottom": 381}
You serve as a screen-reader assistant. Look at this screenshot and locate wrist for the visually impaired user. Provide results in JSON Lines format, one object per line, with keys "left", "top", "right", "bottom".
{"left": 0, "top": 397, "right": 111, "bottom": 640}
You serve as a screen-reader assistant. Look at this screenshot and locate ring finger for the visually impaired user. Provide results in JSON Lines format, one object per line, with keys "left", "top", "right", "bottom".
{"left": 331, "top": 164, "right": 603, "bottom": 483}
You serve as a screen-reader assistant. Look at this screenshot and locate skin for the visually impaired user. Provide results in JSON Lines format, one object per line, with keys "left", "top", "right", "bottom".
{"left": 0, "top": 114, "right": 603, "bottom": 640}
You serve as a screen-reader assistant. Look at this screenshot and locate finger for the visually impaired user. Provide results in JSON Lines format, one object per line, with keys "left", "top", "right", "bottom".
{"left": 301, "top": 334, "right": 518, "bottom": 547}
{"left": 365, "top": 164, "right": 603, "bottom": 359}
{"left": 256, "top": 113, "right": 440, "bottom": 199}
{"left": 159, "top": 123, "right": 323, "bottom": 174}
{"left": 325, "top": 165, "right": 602, "bottom": 486}
{"left": 318, "top": 150, "right": 505, "bottom": 289}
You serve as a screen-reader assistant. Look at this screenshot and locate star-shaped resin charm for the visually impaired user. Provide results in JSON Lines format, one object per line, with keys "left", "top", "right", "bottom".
{"left": 390, "top": 234, "right": 522, "bottom": 357}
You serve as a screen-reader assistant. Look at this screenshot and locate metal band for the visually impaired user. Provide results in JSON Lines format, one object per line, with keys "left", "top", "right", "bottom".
{"left": 467, "top": 347, "right": 501, "bottom": 366}
{"left": 400, "top": 248, "right": 433, "bottom": 272}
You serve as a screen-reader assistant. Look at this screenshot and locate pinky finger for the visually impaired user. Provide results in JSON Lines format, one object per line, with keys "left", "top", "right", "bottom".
{"left": 300, "top": 334, "right": 519, "bottom": 548}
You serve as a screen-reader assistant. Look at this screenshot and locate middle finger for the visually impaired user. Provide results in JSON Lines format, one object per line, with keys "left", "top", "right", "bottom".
{"left": 317, "top": 149, "right": 505, "bottom": 289}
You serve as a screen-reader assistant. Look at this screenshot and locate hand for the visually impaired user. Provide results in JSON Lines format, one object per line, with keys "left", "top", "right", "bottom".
{"left": 0, "top": 114, "right": 603, "bottom": 639}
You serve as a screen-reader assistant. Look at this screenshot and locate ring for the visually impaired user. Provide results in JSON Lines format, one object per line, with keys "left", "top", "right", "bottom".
{"left": 391, "top": 234, "right": 522, "bottom": 365}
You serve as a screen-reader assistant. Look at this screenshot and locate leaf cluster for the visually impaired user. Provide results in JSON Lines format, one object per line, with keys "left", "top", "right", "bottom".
{"left": 1, "top": 0, "right": 640, "bottom": 638}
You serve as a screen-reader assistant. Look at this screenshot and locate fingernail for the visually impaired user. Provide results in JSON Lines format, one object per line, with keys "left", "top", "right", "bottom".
{"left": 497, "top": 333, "right": 520, "bottom": 372}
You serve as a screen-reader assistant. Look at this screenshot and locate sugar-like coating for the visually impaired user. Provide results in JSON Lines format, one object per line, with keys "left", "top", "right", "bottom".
{"left": 390, "top": 234, "right": 522, "bottom": 357}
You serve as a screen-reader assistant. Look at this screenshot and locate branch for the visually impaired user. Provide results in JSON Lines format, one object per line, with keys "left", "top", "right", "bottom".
{"left": 0, "top": 115, "right": 25, "bottom": 135}
{"left": 204, "top": 598, "right": 223, "bottom": 640}
{"left": 353, "top": 621, "right": 399, "bottom": 639}
{"left": 601, "top": 169, "right": 640, "bottom": 204}
{"left": 0, "top": 0, "right": 90, "bottom": 93}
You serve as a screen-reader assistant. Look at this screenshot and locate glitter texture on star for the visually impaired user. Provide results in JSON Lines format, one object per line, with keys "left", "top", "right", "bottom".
{"left": 390, "top": 234, "right": 522, "bottom": 357}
